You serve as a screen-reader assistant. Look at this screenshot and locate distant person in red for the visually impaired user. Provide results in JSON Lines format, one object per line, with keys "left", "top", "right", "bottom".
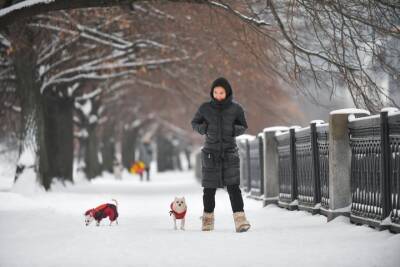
{"left": 138, "top": 139, "right": 153, "bottom": 181}
{"left": 191, "top": 77, "right": 251, "bottom": 232}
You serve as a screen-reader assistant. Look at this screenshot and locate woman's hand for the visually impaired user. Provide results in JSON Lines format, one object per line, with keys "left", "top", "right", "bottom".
{"left": 233, "top": 124, "right": 246, "bottom": 137}
{"left": 191, "top": 105, "right": 208, "bottom": 135}
{"left": 198, "top": 123, "right": 208, "bottom": 135}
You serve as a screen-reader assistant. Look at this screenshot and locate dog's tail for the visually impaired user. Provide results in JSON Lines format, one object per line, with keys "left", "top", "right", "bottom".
{"left": 111, "top": 199, "right": 118, "bottom": 207}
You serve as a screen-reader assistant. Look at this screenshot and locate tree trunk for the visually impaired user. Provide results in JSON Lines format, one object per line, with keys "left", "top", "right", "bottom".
{"left": 42, "top": 95, "right": 74, "bottom": 184}
{"left": 173, "top": 148, "right": 182, "bottom": 171}
{"left": 156, "top": 135, "right": 174, "bottom": 172}
{"left": 84, "top": 124, "right": 101, "bottom": 179}
{"left": 101, "top": 123, "right": 115, "bottom": 173}
{"left": 12, "top": 26, "right": 43, "bottom": 188}
{"left": 121, "top": 127, "right": 138, "bottom": 170}
{"left": 37, "top": 92, "right": 51, "bottom": 189}
{"left": 184, "top": 149, "right": 192, "bottom": 170}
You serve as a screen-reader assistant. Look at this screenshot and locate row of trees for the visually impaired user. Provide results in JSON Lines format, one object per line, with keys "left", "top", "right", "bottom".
{"left": 1, "top": 2, "right": 298, "bottom": 190}
{"left": 4, "top": 1, "right": 398, "bottom": 110}
{"left": 2, "top": 1, "right": 398, "bottom": 191}
{"left": 1, "top": 2, "right": 399, "bottom": 110}
{"left": 0, "top": 6, "right": 197, "bottom": 189}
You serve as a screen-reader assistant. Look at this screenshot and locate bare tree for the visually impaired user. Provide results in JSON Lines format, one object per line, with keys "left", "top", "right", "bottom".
{"left": 210, "top": 0, "right": 400, "bottom": 112}
{"left": 1, "top": 7, "right": 190, "bottom": 188}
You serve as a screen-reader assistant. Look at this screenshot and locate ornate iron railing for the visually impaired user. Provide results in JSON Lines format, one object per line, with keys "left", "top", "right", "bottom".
{"left": 231, "top": 109, "right": 399, "bottom": 233}
{"left": 295, "top": 123, "right": 328, "bottom": 211}
{"left": 277, "top": 129, "right": 297, "bottom": 205}
{"left": 349, "top": 115, "right": 383, "bottom": 223}
{"left": 349, "top": 111, "right": 400, "bottom": 231}
{"left": 248, "top": 136, "right": 264, "bottom": 196}
{"left": 237, "top": 139, "right": 250, "bottom": 192}
{"left": 389, "top": 113, "right": 400, "bottom": 231}
{"left": 295, "top": 127, "right": 314, "bottom": 207}
{"left": 317, "top": 125, "right": 330, "bottom": 210}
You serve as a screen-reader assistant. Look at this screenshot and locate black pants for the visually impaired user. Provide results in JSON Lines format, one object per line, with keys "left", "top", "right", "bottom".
{"left": 203, "top": 185, "right": 244, "bottom": 213}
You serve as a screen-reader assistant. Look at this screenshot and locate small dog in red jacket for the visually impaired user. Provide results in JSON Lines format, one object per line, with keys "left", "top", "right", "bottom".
{"left": 169, "top": 197, "right": 187, "bottom": 230}
{"left": 84, "top": 199, "right": 119, "bottom": 226}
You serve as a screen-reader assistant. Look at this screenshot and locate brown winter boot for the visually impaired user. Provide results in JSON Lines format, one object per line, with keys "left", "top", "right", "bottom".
{"left": 201, "top": 212, "right": 214, "bottom": 231}
{"left": 233, "top": 212, "right": 251, "bottom": 232}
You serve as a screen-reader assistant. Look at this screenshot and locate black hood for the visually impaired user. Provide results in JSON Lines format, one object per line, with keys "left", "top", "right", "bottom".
{"left": 210, "top": 77, "right": 233, "bottom": 108}
{"left": 210, "top": 77, "right": 233, "bottom": 99}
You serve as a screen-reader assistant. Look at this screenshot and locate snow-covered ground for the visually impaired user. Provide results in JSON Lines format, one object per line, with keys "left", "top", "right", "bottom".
{"left": 0, "top": 165, "right": 399, "bottom": 267}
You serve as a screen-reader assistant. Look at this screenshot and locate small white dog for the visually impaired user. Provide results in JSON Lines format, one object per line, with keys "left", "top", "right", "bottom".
{"left": 169, "top": 197, "right": 187, "bottom": 230}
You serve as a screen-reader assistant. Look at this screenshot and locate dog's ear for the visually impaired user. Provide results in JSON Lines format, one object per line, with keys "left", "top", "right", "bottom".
{"left": 182, "top": 197, "right": 186, "bottom": 201}
{"left": 174, "top": 197, "right": 178, "bottom": 201}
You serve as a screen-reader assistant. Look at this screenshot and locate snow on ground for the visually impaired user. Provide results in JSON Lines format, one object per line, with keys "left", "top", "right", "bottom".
{"left": 0, "top": 144, "right": 17, "bottom": 191}
{"left": 0, "top": 165, "right": 399, "bottom": 267}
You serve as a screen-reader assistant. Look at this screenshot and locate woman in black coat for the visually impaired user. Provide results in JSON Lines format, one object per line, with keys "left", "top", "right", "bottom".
{"left": 191, "top": 77, "right": 251, "bottom": 232}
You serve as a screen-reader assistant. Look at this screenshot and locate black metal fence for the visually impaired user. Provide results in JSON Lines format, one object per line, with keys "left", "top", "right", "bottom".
{"left": 348, "top": 115, "right": 383, "bottom": 226}
{"left": 248, "top": 136, "right": 264, "bottom": 196}
{"left": 237, "top": 139, "right": 250, "bottom": 192}
{"left": 295, "top": 124, "right": 329, "bottom": 213}
{"left": 317, "top": 125, "right": 330, "bottom": 210}
{"left": 295, "top": 127, "right": 313, "bottom": 208}
{"left": 275, "top": 124, "right": 329, "bottom": 212}
{"left": 200, "top": 110, "right": 400, "bottom": 233}
{"left": 237, "top": 137, "right": 264, "bottom": 196}
{"left": 389, "top": 114, "right": 400, "bottom": 230}
{"left": 276, "top": 129, "right": 297, "bottom": 208}
{"left": 348, "top": 111, "right": 400, "bottom": 232}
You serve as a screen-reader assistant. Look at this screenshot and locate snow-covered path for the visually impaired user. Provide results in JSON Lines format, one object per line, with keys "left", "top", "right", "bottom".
{"left": 0, "top": 170, "right": 399, "bottom": 267}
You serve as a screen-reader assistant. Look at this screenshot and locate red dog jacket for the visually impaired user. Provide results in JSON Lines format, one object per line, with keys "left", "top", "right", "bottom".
{"left": 85, "top": 203, "right": 118, "bottom": 222}
{"left": 169, "top": 202, "right": 186, "bottom": 219}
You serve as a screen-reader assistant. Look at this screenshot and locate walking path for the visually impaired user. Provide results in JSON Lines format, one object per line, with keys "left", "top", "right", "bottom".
{"left": 0, "top": 170, "right": 399, "bottom": 267}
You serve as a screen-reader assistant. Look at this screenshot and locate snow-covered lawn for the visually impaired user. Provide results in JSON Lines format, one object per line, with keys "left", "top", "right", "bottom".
{"left": 0, "top": 168, "right": 399, "bottom": 267}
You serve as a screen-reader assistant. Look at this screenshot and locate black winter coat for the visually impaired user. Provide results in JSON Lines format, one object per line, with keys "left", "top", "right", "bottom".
{"left": 191, "top": 85, "right": 248, "bottom": 188}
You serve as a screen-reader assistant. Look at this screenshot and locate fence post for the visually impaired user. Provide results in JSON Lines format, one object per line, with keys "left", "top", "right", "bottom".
{"left": 258, "top": 134, "right": 264, "bottom": 196}
{"left": 310, "top": 122, "right": 321, "bottom": 204}
{"left": 237, "top": 139, "right": 247, "bottom": 188}
{"left": 262, "top": 127, "right": 288, "bottom": 206}
{"left": 289, "top": 128, "right": 298, "bottom": 203}
{"left": 327, "top": 109, "right": 370, "bottom": 221}
{"left": 380, "top": 111, "right": 391, "bottom": 219}
{"left": 246, "top": 139, "right": 251, "bottom": 192}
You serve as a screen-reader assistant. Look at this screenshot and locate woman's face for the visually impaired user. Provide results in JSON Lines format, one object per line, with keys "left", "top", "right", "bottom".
{"left": 213, "top": 86, "right": 227, "bottom": 101}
